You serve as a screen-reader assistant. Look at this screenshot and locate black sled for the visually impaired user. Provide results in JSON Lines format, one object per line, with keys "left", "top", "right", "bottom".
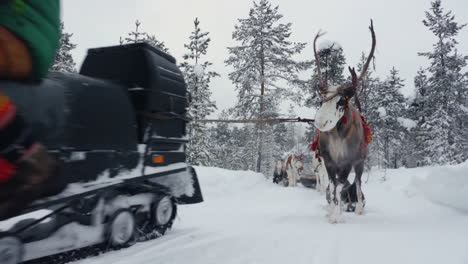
{"left": 0, "top": 43, "right": 203, "bottom": 264}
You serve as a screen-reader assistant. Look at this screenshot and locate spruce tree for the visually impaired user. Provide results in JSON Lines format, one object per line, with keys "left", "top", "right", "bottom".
{"left": 351, "top": 53, "right": 382, "bottom": 168}
{"left": 384, "top": 68, "right": 407, "bottom": 168}
{"left": 273, "top": 123, "right": 288, "bottom": 157}
{"left": 365, "top": 68, "right": 406, "bottom": 168}
{"left": 410, "top": 69, "right": 431, "bottom": 166}
{"left": 51, "top": 22, "right": 77, "bottom": 73}
{"left": 305, "top": 43, "right": 346, "bottom": 108}
{"left": 225, "top": 0, "right": 307, "bottom": 173}
{"left": 418, "top": 0, "right": 467, "bottom": 164}
{"left": 356, "top": 52, "right": 379, "bottom": 115}
{"left": 180, "top": 18, "right": 218, "bottom": 166}
{"left": 120, "top": 20, "right": 169, "bottom": 52}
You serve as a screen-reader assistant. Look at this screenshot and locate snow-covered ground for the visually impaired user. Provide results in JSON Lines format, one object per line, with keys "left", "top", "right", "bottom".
{"left": 76, "top": 163, "right": 468, "bottom": 264}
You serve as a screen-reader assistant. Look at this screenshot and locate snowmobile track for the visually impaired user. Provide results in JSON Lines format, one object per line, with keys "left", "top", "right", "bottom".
{"left": 23, "top": 214, "right": 175, "bottom": 264}
{"left": 23, "top": 168, "right": 187, "bottom": 215}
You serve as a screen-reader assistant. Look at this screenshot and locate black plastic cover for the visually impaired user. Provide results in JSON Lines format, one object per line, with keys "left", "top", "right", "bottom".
{"left": 79, "top": 43, "right": 188, "bottom": 115}
{"left": 0, "top": 72, "right": 138, "bottom": 151}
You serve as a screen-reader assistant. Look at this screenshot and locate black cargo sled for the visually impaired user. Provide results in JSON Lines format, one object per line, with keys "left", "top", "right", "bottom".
{"left": 0, "top": 43, "right": 203, "bottom": 264}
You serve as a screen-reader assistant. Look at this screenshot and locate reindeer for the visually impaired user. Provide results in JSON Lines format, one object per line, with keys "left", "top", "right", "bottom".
{"left": 273, "top": 159, "right": 284, "bottom": 184}
{"left": 313, "top": 21, "right": 376, "bottom": 223}
{"left": 284, "top": 153, "right": 304, "bottom": 187}
{"left": 312, "top": 153, "right": 328, "bottom": 194}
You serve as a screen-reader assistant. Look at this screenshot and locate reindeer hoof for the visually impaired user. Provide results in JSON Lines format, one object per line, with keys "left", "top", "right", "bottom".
{"left": 327, "top": 205, "right": 345, "bottom": 223}
{"left": 355, "top": 203, "right": 365, "bottom": 215}
{"left": 327, "top": 214, "right": 345, "bottom": 224}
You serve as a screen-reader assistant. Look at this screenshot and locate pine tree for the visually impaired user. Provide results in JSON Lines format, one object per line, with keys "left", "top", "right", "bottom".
{"left": 51, "top": 22, "right": 77, "bottom": 73}
{"left": 409, "top": 69, "right": 431, "bottom": 166}
{"left": 273, "top": 123, "right": 288, "bottom": 157}
{"left": 350, "top": 53, "right": 383, "bottom": 168}
{"left": 384, "top": 68, "right": 407, "bottom": 168}
{"left": 210, "top": 122, "right": 234, "bottom": 169}
{"left": 418, "top": 0, "right": 467, "bottom": 164}
{"left": 305, "top": 43, "right": 346, "bottom": 108}
{"left": 209, "top": 112, "right": 258, "bottom": 171}
{"left": 120, "top": 20, "right": 169, "bottom": 52}
{"left": 180, "top": 18, "right": 218, "bottom": 166}
{"left": 225, "top": 0, "right": 307, "bottom": 173}
{"left": 365, "top": 68, "right": 406, "bottom": 168}
{"left": 355, "top": 52, "right": 379, "bottom": 115}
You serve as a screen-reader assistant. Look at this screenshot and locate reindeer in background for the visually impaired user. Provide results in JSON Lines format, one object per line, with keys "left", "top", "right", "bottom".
{"left": 312, "top": 154, "right": 328, "bottom": 194}
{"left": 284, "top": 153, "right": 304, "bottom": 187}
{"left": 313, "top": 21, "right": 376, "bottom": 223}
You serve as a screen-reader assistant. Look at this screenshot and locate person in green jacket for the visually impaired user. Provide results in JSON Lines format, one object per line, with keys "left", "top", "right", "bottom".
{"left": 0, "top": 0, "right": 63, "bottom": 220}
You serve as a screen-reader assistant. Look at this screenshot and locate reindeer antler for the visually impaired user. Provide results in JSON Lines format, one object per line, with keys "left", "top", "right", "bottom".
{"left": 357, "top": 19, "right": 376, "bottom": 90}
{"left": 355, "top": 20, "right": 376, "bottom": 111}
{"left": 349, "top": 67, "right": 358, "bottom": 87}
{"left": 313, "top": 30, "right": 327, "bottom": 93}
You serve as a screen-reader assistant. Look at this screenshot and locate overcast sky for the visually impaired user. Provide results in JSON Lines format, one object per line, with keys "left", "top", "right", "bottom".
{"left": 63, "top": 0, "right": 468, "bottom": 118}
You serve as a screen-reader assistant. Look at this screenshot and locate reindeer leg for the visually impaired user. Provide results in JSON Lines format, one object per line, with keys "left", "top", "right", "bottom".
{"left": 331, "top": 182, "right": 345, "bottom": 223}
{"left": 292, "top": 170, "right": 297, "bottom": 187}
{"left": 324, "top": 164, "right": 343, "bottom": 223}
{"left": 354, "top": 162, "right": 365, "bottom": 215}
{"left": 314, "top": 164, "right": 321, "bottom": 192}
{"left": 320, "top": 162, "right": 329, "bottom": 194}
{"left": 332, "top": 165, "right": 352, "bottom": 222}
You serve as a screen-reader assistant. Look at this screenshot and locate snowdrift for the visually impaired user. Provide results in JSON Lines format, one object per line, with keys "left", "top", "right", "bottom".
{"left": 413, "top": 161, "right": 468, "bottom": 212}
{"left": 193, "top": 163, "right": 468, "bottom": 215}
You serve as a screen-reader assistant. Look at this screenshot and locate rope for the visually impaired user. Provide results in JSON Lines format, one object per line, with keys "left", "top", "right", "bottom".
{"left": 138, "top": 112, "right": 315, "bottom": 125}
{"left": 196, "top": 117, "right": 315, "bottom": 124}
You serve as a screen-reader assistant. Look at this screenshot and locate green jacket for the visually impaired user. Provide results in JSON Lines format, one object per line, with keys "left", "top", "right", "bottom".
{"left": 0, "top": 0, "right": 60, "bottom": 79}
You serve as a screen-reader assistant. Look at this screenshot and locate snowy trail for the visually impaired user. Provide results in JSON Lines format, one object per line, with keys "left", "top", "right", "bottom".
{"left": 76, "top": 164, "right": 468, "bottom": 264}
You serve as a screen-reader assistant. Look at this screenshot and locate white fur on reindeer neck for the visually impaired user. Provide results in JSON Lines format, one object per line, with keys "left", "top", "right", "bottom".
{"left": 314, "top": 85, "right": 345, "bottom": 132}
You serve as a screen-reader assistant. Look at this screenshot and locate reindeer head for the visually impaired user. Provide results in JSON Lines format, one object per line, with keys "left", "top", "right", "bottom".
{"left": 313, "top": 20, "right": 376, "bottom": 132}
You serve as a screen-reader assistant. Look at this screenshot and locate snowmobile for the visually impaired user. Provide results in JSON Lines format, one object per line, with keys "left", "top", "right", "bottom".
{"left": 0, "top": 43, "right": 203, "bottom": 264}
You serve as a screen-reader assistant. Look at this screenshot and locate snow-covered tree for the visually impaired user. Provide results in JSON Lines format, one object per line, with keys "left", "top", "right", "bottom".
{"left": 418, "top": 0, "right": 467, "bottom": 164}
{"left": 180, "top": 18, "right": 218, "bottom": 166}
{"left": 408, "top": 69, "right": 431, "bottom": 166}
{"left": 356, "top": 52, "right": 379, "bottom": 115}
{"left": 272, "top": 123, "right": 289, "bottom": 157}
{"left": 120, "top": 20, "right": 169, "bottom": 52}
{"left": 51, "top": 22, "right": 76, "bottom": 73}
{"left": 364, "top": 67, "right": 406, "bottom": 168}
{"left": 305, "top": 43, "right": 346, "bottom": 108}
{"left": 383, "top": 68, "right": 408, "bottom": 168}
{"left": 225, "top": 0, "right": 307, "bottom": 173}
{"left": 209, "top": 110, "right": 259, "bottom": 171}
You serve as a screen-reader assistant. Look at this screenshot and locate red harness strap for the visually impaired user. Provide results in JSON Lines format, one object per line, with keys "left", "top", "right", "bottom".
{"left": 0, "top": 92, "right": 20, "bottom": 182}
{"left": 0, "top": 158, "right": 17, "bottom": 182}
{"left": 360, "top": 114, "right": 373, "bottom": 149}
{"left": 0, "top": 93, "right": 17, "bottom": 129}
{"left": 310, "top": 129, "right": 320, "bottom": 152}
